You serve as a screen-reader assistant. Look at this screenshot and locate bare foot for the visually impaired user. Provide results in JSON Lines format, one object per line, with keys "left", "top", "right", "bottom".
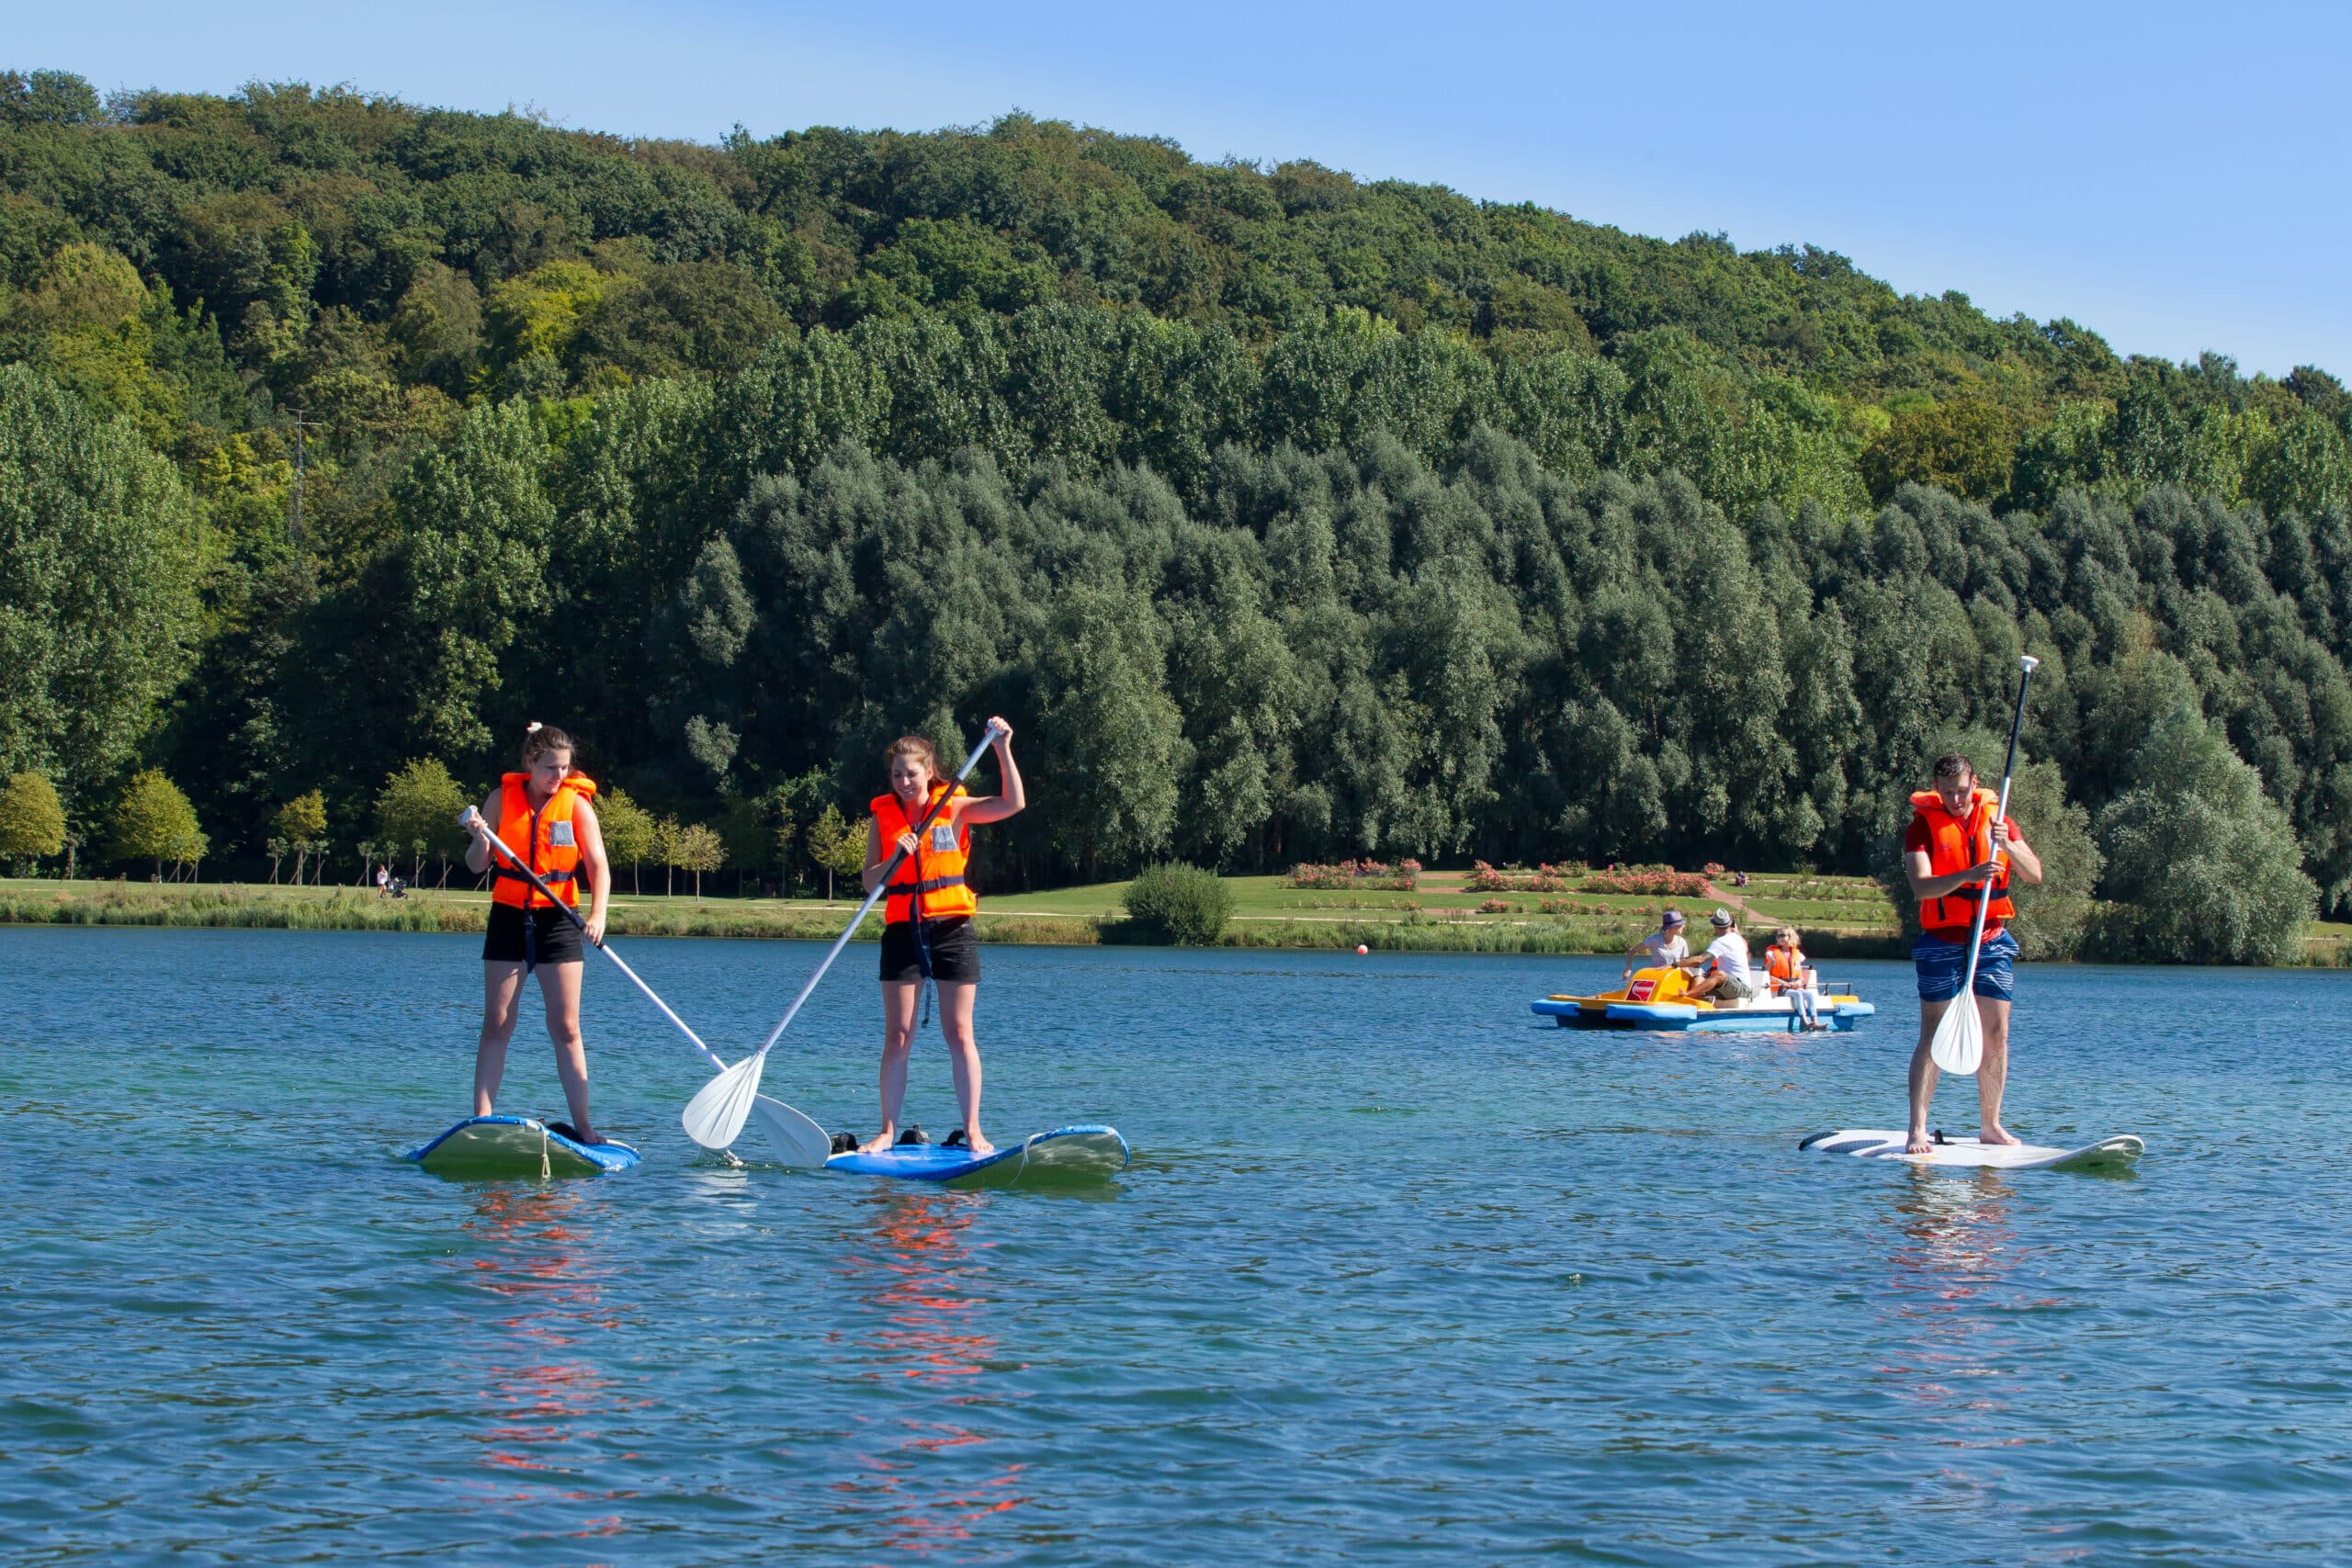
{"left": 1980, "top": 1122, "right": 2020, "bottom": 1145}
{"left": 963, "top": 1127, "right": 995, "bottom": 1156}
{"left": 1905, "top": 1127, "right": 1933, "bottom": 1155}
{"left": 856, "top": 1127, "right": 896, "bottom": 1154}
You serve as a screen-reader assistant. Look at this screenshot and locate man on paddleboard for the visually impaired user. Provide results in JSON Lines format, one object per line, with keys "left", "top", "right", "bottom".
{"left": 1904, "top": 751, "right": 2042, "bottom": 1154}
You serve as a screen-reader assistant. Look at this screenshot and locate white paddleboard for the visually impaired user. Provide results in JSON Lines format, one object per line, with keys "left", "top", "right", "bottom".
{"left": 1800, "top": 1128, "right": 2143, "bottom": 1171}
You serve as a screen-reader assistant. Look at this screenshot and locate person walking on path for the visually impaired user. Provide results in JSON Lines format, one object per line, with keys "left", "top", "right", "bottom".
{"left": 461, "top": 723, "right": 612, "bottom": 1145}
{"left": 858, "top": 721, "right": 1024, "bottom": 1157}
{"left": 1904, "top": 750, "right": 2042, "bottom": 1154}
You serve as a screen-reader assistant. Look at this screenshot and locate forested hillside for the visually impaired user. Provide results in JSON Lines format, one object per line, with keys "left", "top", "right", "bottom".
{"left": 3, "top": 68, "right": 2346, "bottom": 939}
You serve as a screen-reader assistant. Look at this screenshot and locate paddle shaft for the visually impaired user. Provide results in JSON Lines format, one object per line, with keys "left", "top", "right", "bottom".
{"left": 747, "top": 724, "right": 1002, "bottom": 1061}
{"left": 461, "top": 807, "right": 729, "bottom": 1074}
{"left": 1953, "top": 657, "right": 2039, "bottom": 998}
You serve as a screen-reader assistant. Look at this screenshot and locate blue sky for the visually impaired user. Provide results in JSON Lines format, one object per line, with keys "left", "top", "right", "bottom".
{"left": 19, "top": 0, "right": 2349, "bottom": 377}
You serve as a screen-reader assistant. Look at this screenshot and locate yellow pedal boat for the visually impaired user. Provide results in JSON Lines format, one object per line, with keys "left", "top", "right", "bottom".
{"left": 1532, "top": 964, "right": 1875, "bottom": 1032}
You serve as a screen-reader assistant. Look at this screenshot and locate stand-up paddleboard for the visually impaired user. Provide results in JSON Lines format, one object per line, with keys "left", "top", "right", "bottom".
{"left": 1800, "top": 1128, "right": 2143, "bottom": 1172}
{"left": 404, "top": 1115, "right": 641, "bottom": 1178}
{"left": 826, "top": 1124, "right": 1129, "bottom": 1187}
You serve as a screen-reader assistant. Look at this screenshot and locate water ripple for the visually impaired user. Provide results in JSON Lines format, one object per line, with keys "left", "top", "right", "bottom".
{"left": 2, "top": 929, "right": 2348, "bottom": 1562}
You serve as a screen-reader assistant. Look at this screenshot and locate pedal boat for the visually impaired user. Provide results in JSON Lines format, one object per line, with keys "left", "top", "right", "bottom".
{"left": 1532, "top": 964, "right": 1875, "bottom": 1032}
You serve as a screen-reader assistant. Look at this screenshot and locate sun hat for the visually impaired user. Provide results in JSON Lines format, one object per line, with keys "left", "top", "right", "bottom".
{"left": 1710, "top": 908, "right": 1734, "bottom": 928}
{"left": 1662, "top": 909, "right": 1686, "bottom": 928}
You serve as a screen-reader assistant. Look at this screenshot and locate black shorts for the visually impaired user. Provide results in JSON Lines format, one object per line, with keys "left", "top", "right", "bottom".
{"left": 484, "top": 902, "right": 585, "bottom": 966}
{"left": 880, "top": 918, "right": 979, "bottom": 985}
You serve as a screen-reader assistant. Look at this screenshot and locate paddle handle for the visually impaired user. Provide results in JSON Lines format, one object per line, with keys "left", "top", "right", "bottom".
{"left": 748, "top": 722, "right": 1005, "bottom": 1061}
{"left": 460, "top": 807, "right": 729, "bottom": 1073}
{"left": 1955, "top": 655, "right": 2039, "bottom": 990}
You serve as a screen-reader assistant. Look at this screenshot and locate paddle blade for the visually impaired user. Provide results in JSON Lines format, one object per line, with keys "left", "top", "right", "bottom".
{"left": 750, "top": 1093, "right": 832, "bottom": 1169}
{"left": 681, "top": 1051, "right": 767, "bottom": 1150}
{"left": 1929, "top": 995, "right": 1984, "bottom": 1076}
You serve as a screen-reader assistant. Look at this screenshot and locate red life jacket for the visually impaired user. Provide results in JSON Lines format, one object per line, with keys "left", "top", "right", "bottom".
{"left": 1911, "top": 786, "right": 2013, "bottom": 940}
{"left": 491, "top": 772, "right": 597, "bottom": 909}
{"left": 870, "top": 783, "right": 977, "bottom": 923}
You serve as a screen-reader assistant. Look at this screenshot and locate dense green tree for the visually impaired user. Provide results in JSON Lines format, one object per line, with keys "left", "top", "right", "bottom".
{"left": 1023, "top": 549, "right": 1190, "bottom": 878}
{"left": 673, "top": 820, "right": 724, "bottom": 899}
{"left": 0, "top": 366, "right": 201, "bottom": 805}
{"left": 596, "top": 784, "right": 656, "bottom": 895}
{"left": 7, "top": 74, "right": 2352, "bottom": 931}
{"left": 0, "top": 770, "right": 66, "bottom": 869}
{"left": 107, "top": 768, "right": 205, "bottom": 879}
{"left": 806, "top": 803, "right": 864, "bottom": 900}
{"left": 2096, "top": 705, "right": 2315, "bottom": 963}
{"left": 375, "top": 759, "right": 469, "bottom": 883}
{"left": 277, "top": 789, "right": 327, "bottom": 884}
{"left": 716, "top": 784, "right": 797, "bottom": 894}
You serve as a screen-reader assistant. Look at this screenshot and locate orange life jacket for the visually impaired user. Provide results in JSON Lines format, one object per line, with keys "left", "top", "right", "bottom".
{"left": 871, "top": 783, "right": 978, "bottom": 924}
{"left": 491, "top": 772, "right": 598, "bottom": 909}
{"left": 1767, "top": 945, "right": 1806, "bottom": 987}
{"left": 1912, "top": 786, "right": 2013, "bottom": 939}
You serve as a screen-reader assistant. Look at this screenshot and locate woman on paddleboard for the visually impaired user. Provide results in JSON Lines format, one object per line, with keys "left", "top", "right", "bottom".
{"left": 1904, "top": 750, "right": 2041, "bottom": 1154}
{"left": 859, "top": 721, "right": 1024, "bottom": 1156}
{"left": 461, "top": 723, "right": 613, "bottom": 1145}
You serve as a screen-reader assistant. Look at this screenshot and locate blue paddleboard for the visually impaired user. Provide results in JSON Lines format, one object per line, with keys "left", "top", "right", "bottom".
{"left": 403, "top": 1115, "right": 641, "bottom": 1178}
{"left": 826, "top": 1124, "right": 1129, "bottom": 1186}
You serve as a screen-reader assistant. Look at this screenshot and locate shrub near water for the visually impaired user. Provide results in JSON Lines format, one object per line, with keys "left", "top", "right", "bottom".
{"left": 1122, "top": 863, "right": 1235, "bottom": 944}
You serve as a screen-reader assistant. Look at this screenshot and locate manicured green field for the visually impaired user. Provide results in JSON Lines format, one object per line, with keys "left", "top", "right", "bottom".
{"left": 7, "top": 874, "right": 2343, "bottom": 963}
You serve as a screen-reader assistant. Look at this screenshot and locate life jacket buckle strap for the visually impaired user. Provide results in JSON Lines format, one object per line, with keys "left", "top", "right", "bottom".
{"left": 888, "top": 874, "right": 967, "bottom": 896}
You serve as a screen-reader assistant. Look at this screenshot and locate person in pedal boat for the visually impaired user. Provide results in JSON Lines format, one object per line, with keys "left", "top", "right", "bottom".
{"left": 1676, "top": 908, "right": 1754, "bottom": 1002}
{"left": 1623, "top": 908, "right": 1689, "bottom": 980}
{"left": 1904, "top": 750, "right": 2042, "bottom": 1154}
{"left": 1765, "top": 926, "right": 1822, "bottom": 1030}
{"left": 858, "top": 721, "right": 1025, "bottom": 1156}
{"left": 460, "top": 723, "right": 613, "bottom": 1145}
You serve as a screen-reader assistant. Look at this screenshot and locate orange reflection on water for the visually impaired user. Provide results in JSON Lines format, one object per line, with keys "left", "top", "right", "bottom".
{"left": 1877, "top": 1169, "right": 2030, "bottom": 1421}
{"left": 834, "top": 1189, "right": 1033, "bottom": 1552}
{"left": 444, "top": 1184, "right": 640, "bottom": 1540}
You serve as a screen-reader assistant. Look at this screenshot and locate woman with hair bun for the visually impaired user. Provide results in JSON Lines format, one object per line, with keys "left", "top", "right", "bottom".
{"left": 460, "top": 723, "right": 613, "bottom": 1144}
{"left": 857, "top": 719, "right": 1024, "bottom": 1155}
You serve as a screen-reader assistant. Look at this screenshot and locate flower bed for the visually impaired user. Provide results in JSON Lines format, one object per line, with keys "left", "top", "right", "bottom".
{"left": 1579, "top": 865, "right": 1713, "bottom": 897}
{"left": 1465, "top": 861, "right": 1575, "bottom": 893}
{"left": 1287, "top": 858, "right": 1419, "bottom": 892}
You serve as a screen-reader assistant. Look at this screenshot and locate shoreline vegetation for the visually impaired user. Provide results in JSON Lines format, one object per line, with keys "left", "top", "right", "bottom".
{"left": 7, "top": 874, "right": 2346, "bottom": 965}
{"left": 1, "top": 79, "right": 2341, "bottom": 965}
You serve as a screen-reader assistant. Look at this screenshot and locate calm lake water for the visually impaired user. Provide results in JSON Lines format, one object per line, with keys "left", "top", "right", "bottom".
{"left": 3, "top": 927, "right": 2348, "bottom": 1564}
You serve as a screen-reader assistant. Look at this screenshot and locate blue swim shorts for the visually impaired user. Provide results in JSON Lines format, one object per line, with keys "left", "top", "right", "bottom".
{"left": 1913, "top": 928, "right": 2018, "bottom": 1003}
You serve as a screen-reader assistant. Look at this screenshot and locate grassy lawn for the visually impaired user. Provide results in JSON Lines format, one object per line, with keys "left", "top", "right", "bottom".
{"left": 0, "top": 870, "right": 1904, "bottom": 936}
{"left": 7, "top": 874, "right": 2342, "bottom": 964}
{"left": 987, "top": 871, "right": 1899, "bottom": 932}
